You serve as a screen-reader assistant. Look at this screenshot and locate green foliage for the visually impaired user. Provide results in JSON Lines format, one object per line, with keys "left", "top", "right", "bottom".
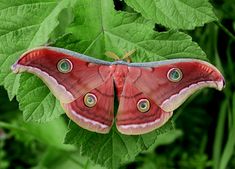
{"left": 64, "top": 121, "right": 173, "bottom": 169}
{"left": 66, "top": 0, "right": 207, "bottom": 61}
{"left": 125, "top": 0, "right": 217, "bottom": 29}
{"left": 0, "top": 0, "right": 76, "bottom": 99}
{"left": 0, "top": 0, "right": 234, "bottom": 169}
{"left": 18, "top": 74, "right": 64, "bottom": 122}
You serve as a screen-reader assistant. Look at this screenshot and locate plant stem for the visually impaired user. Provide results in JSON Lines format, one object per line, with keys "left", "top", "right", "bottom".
{"left": 214, "top": 21, "right": 235, "bottom": 41}
{"left": 0, "top": 121, "right": 27, "bottom": 133}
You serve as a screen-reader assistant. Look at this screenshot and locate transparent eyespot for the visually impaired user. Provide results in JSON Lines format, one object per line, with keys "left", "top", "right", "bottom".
{"left": 137, "top": 99, "right": 150, "bottom": 113}
{"left": 167, "top": 68, "right": 183, "bottom": 82}
{"left": 57, "top": 59, "right": 73, "bottom": 73}
{"left": 84, "top": 93, "right": 97, "bottom": 108}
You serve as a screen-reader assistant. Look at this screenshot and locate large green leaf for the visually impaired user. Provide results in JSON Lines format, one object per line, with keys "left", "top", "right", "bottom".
{"left": 18, "top": 73, "right": 64, "bottom": 122}
{"left": 124, "top": 0, "right": 217, "bottom": 29}
{"left": 67, "top": 0, "right": 206, "bottom": 61}
{"left": 0, "top": 0, "right": 76, "bottom": 100}
{"left": 0, "top": 0, "right": 76, "bottom": 122}
{"left": 65, "top": 121, "right": 173, "bottom": 169}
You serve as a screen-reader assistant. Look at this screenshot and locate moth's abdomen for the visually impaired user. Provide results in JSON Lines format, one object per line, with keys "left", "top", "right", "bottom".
{"left": 113, "top": 65, "right": 129, "bottom": 98}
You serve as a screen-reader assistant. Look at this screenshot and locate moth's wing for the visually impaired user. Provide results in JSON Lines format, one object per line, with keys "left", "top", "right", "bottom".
{"left": 12, "top": 47, "right": 114, "bottom": 133}
{"left": 63, "top": 78, "right": 114, "bottom": 133}
{"left": 116, "top": 81, "right": 172, "bottom": 135}
{"left": 12, "top": 47, "right": 112, "bottom": 103}
{"left": 116, "top": 59, "right": 225, "bottom": 135}
{"left": 129, "top": 59, "right": 225, "bottom": 112}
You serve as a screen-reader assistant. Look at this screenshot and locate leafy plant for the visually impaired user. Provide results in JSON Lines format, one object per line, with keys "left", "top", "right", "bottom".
{"left": 0, "top": 0, "right": 234, "bottom": 169}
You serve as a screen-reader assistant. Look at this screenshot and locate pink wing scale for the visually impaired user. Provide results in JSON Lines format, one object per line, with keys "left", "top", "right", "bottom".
{"left": 116, "top": 80, "right": 173, "bottom": 135}
{"left": 129, "top": 61, "right": 224, "bottom": 112}
{"left": 62, "top": 78, "right": 114, "bottom": 133}
{"left": 14, "top": 48, "right": 112, "bottom": 102}
{"left": 13, "top": 47, "right": 115, "bottom": 133}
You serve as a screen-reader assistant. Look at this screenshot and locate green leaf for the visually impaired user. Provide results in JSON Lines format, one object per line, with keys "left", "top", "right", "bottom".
{"left": 17, "top": 74, "right": 64, "bottom": 122}
{"left": 67, "top": 0, "right": 207, "bottom": 62}
{"left": 65, "top": 121, "right": 173, "bottom": 169}
{"left": 2, "top": 73, "right": 20, "bottom": 101}
{"left": 145, "top": 129, "right": 183, "bottom": 152}
{"left": 124, "top": 0, "right": 217, "bottom": 29}
{"left": 0, "top": 0, "right": 76, "bottom": 99}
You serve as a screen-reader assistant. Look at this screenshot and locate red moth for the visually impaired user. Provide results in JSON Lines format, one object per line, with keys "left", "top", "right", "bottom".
{"left": 11, "top": 47, "right": 225, "bottom": 135}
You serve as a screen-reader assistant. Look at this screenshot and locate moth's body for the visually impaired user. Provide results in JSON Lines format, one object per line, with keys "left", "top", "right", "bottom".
{"left": 12, "top": 47, "right": 225, "bottom": 135}
{"left": 110, "top": 64, "right": 129, "bottom": 97}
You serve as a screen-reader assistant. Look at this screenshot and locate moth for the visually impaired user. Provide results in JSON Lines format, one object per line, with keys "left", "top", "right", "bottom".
{"left": 11, "top": 47, "right": 225, "bottom": 135}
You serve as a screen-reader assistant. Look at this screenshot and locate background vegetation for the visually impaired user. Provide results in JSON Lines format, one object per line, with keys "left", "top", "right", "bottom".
{"left": 0, "top": 0, "right": 234, "bottom": 169}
